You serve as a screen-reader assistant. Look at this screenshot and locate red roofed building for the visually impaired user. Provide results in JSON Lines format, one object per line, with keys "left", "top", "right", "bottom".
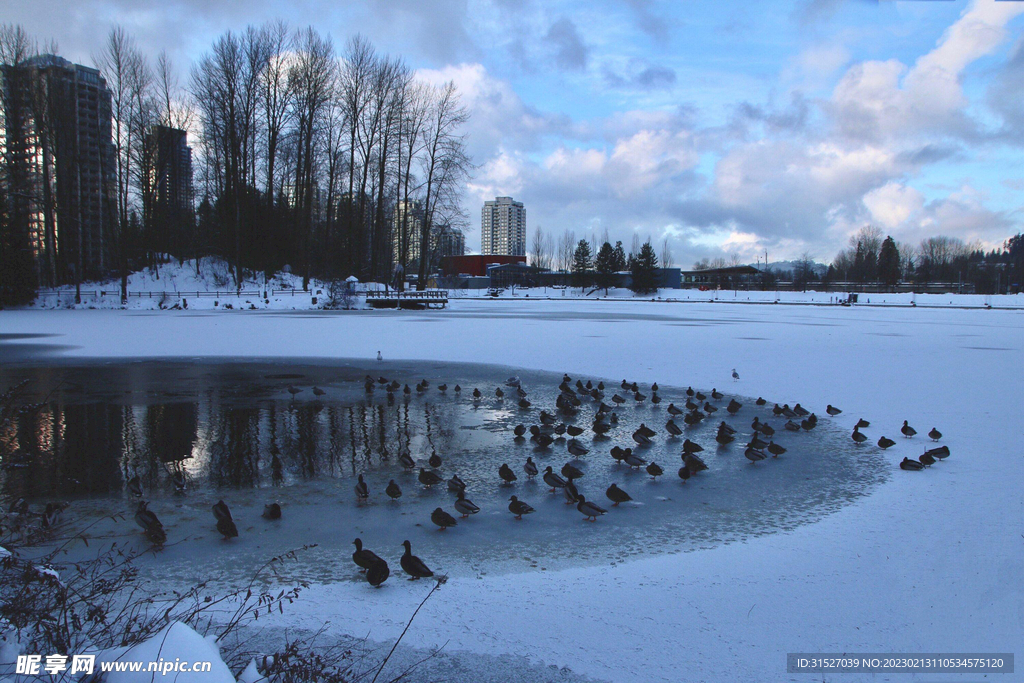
{"left": 440, "top": 254, "right": 527, "bottom": 277}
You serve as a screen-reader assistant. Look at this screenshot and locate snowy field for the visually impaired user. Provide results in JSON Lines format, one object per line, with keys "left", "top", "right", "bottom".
{"left": 1, "top": 299, "right": 1022, "bottom": 682}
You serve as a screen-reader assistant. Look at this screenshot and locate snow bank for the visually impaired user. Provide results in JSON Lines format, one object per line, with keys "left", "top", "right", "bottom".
{"left": 91, "top": 622, "right": 234, "bottom": 683}
{"left": 451, "top": 285, "right": 1024, "bottom": 308}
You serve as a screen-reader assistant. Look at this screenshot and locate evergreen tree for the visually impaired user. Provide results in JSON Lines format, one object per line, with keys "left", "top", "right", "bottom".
{"left": 877, "top": 236, "right": 900, "bottom": 290}
{"left": 572, "top": 239, "right": 593, "bottom": 288}
{"left": 595, "top": 241, "right": 616, "bottom": 293}
{"left": 629, "top": 240, "right": 659, "bottom": 294}
{"left": 612, "top": 241, "right": 627, "bottom": 271}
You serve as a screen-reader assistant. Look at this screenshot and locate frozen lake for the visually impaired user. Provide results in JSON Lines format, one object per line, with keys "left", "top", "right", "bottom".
{"left": 2, "top": 358, "right": 885, "bottom": 587}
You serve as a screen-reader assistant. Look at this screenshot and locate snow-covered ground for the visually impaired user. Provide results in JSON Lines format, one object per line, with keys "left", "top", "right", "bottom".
{"left": 0, "top": 299, "right": 1021, "bottom": 682}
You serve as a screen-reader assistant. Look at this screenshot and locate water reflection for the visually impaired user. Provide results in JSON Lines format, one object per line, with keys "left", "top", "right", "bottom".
{"left": 1, "top": 371, "right": 491, "bottom": 500}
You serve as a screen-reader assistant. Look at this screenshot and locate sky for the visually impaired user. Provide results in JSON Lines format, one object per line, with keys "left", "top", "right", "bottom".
{"left": 4, "top": 0, "right": 1023, "bottom": 265}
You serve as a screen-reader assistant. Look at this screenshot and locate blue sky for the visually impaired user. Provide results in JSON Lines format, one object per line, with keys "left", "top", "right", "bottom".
{"left": 5, "top": 0, "right": 1023, "bottom": 264}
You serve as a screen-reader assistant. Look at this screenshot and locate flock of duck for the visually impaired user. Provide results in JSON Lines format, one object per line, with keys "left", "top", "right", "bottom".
{"left": 8, "top": 367, "right": 949, "bottom": 589}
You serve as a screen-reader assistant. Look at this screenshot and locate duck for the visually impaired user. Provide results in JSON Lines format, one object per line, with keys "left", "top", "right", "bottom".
{"left": 499, "top": 463, "right": 518, "bottom": 484}
{"left": 518, "top": 398, "right": 532, "bottom": 409}
{"left": 877, "top": 436, "right": 895, "bottom": 450}
{"left": 563, "top": 478, "right": 581, "bottom": 504}
{"left": 651, "top": 393, "right": 661, "bottom": 404}
{"left": 686, "top": 386, "right": 695, "bottom": 397}
{"left": 355, "top": 474, "right": 370, "bottom": 501}
{"left": 543, "top": 466, "right": 567, "bottom": 491}
{"left": 431, "top": 507, "right": 458, "bottom": 530}
{"left": 399, "top": 452, "right": 416, "bottom": 469}
{"left": 554, "top": 423, "right": 567, "bottom": 435}
{"left": 918, "top": 452, "right": 936, "bottom": 467}
{"left": 134, "top": 501, "right": 165, "bottom": 544}
{"left": 610, "top": 446, "right": 628, "bottom": 464}
{"left": 561, "top": 462, "right": 584, "bottom": 480}
{"left": 901, "top": 421, "right": 917, "bottom": 438}
{"left": 755, "top": 397, "right": 767, "bottom": 406}
{"left": 523, "top": 457, "right": 539, "bottom": 478}
{"left": 784, "top": 420, "right": 801, "bottom": 432}
{"left": 826, "top": 404, "right": 842, "bottom": 416}
{"left": 760, "top": 423, "right": 775, "bottom": 437}
{"left": 793, "top": 404, "right": 809, "bottom": 417}
{"left": 367, "top": 559, "right": 389, "bottom": 588}
{"left": 772, "top": 404, "right": 785, "bottom": 416}
{"left": 127, "top": 474, "right": 143, "bottom": 498}
{"left": 612, "top": 394, "right": 626, "bottom": 404}
{"left": 472, "top": 388, "right": 482, "bottom": 399}
{"left": 418, "top": 468, "right": 443, "bottom": 487}
{"left": 633, "top": 391, "right": 646, "bottom": 402}
{"left": 767, "top": 441, "right": 786, "bottom": 457}
{"left": 495, "top": 388, "right": 504, "bottom": 398}
{"left": 928, "top": 427, "right": 942, "bottom": 441}
{"left": 438, "top": 383, "right": 448, "bottom": 392}
{"left": 677, "top": 463, "right": 692, "bottom": 483}
{"left": 925, "top": 445, "right": 950, "bottom": 460}
{"left": 536, "top": 433, "right": 554, "bottom": 447}
{"left": 352, "top": 538, "right": 383, "bottom": 572}
{"left": 665, "top": 419, "right": 683, "bottom": 436}
{"left": 428, "top": 453, "right": 443, "bottom": 468}
{"left": 42, "top": 502, "right": 66, "bottom": 529}
{"left": 715, "top": 430, "right": 735, "bottom": 445}
{"left": 508, "top": 496, "right": 535, "bottom": 519}
{"left": 856, "top": 418, "right": 870, "bottom": 429}
{"left": 567, "top": 440, "right": 590, "bottom": 457}
{"left": 605, "top": 484, "right": 632, "bottom": 506}
{"left": 726, "top": 399, "right": 742, "bottom": 414}
{"left": 682, "top": 453, "right": 708, "bottom": 473}
{"left": 386, "top": 480, "right": 403, "bottom": 500}
{"left": 212, "top": 500, "right": 232, "bottom": 523}
{"left": 454, "top": 491, "right": 480, "bottom": 518}
{"left": 711, "top": 389, "right": 724, "bottom": 401}
{"left": 744, "top": 447, "right": 768, "bottom": 463}
{"left": 781, "top": 405, "right": 796, "bottom": 418}
{"left": 899, "top": 457, "right": 924, "bottom": 471}
{"left": 447, "top": 474, "right": 466, "bottom": 493}
{"left": 216, "top": 516, "right": 239, "bottom": 539}
{"left": 695, "top": 391, "right": 706, "bottom": 402}
{"left": 632, "top": 429, "right": 652, "bottom": 446}
{"left": 403, "top": 384, "right": 411, "bottom": 395}
{"left": 576, "top": 495, "right": 607, "bottom": 521}
{"left": 651, "top": 382, "right": 659, "bottom": 392}
{"left": 703, "top": 402, "right": 718, "bottom": 415}
{"left": 646, "top": 462, "right": 664, "bottom": 479}
{"left": 851, "top": 427, "right": 867, "bottom": 444}
{"left": 718, "top": 421, "right": 737, "bottom": 435}
{"left": 400, "top": 540, "right": 434, "bottom": 579}
{"left": 800, "top": 418, "right": 816, "bottom": 431}
{"left": 262, "top": 503, "right": 282, "bottom": 520}
{"left": 624, "top": 450, "right": 647, "bottom": 469}
{"left": 747, "top": 435, "right": 768, "bottom": 450}
{"left": 683, "top": 439, "right": 704, "bottom": 454}
{"left": 566, "top": 425, "right": 584, "bottom": 437}
{"left": 667, "top": 403, "right": 683, "bottom": 416}
{"left": 454, "top": 384, "right": 462, "bottom": 393}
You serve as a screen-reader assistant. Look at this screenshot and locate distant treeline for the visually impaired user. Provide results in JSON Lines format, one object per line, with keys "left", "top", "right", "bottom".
{"left": 0, "top": 22, "right": 470, "bottom": 306}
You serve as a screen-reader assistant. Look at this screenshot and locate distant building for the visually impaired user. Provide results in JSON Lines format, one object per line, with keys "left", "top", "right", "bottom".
{"left": 481, "top": 196, "right": 525, "bottom": 256}
{"left": 145, "top": 125, "right": 193, "bottom": 243}
{"left": 441, "top": 254, "right": 526, "bottom": 277}
{"left": 433, "top": 224, "right": 465, "bottom": 258}
{"left": 392, "top": 199, "right": 424, "bottom": 266}
{"left": 1, "top": 54, "right": 116, "bottom": 286}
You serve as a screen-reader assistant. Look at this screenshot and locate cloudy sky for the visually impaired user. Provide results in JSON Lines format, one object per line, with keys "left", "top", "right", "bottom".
{"left": 6, "top": 0, "right": 1023, "bottom": 264}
